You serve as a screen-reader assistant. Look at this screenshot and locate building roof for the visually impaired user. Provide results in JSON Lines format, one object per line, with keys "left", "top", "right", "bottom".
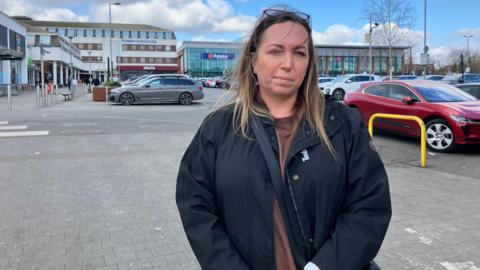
{"left": 178, "top": 40, "right": 411, "bottom": 50}
{"left": 14, "top": 19, "right": 172, "bottom": 32}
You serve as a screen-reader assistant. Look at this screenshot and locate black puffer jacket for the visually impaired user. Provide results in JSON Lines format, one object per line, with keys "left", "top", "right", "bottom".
{"left": 176, "top": 100, "right": 391, "bottom": 270}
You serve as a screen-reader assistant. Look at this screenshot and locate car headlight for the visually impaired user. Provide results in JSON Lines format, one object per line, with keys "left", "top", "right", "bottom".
{"left": 325, "top": 88, "right": 331, "bottom": 94}
{"left": 450, "top": 115, "right": 480, "bottom": 123}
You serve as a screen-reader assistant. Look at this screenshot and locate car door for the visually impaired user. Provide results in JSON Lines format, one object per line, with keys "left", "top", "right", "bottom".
{"left": 361, "top": 84, "right": 392, "bottom": 130}
{"left": 343, "top": 75, "right": 361, "bottom": 93}
{"left": 132, "top": 78, "right": 161, "bottom": 102}
{"left": 385, "top": 83, "right": 422, "bottom": 136}
{"left": 144, "top": 78, "right": 168, "bottom": 102}
{"left": 161, "top": 78, "right": 183, "bottom": 102}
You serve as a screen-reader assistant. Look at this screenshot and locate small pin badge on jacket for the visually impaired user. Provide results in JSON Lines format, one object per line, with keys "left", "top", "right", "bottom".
{"left": 301, "top": 149, "right": 310, "bottom": 162}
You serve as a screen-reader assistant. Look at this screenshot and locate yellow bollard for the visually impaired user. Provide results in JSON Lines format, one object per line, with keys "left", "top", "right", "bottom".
{"left": 368, "top": 113, "right": 426, "bottom": 168}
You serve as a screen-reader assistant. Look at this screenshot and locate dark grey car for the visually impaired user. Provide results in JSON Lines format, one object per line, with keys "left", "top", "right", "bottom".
{"left": 455, "top": 83, "right": 480, "bottom": 99}
{"left": 109, "top": 76, "right": 204, "bottom": 105}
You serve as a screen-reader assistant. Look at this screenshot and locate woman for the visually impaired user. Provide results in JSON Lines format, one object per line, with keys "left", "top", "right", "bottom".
{"left": 176, "top": 7, "right": 391, "bottom": 270}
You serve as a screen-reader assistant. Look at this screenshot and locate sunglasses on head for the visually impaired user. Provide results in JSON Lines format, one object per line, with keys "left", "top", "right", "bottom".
{"left": 262, "top": 8, "right": 311, "bottom": 26}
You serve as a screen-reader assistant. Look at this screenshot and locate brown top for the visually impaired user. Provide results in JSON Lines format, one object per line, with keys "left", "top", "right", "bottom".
{"left": 273, "top": 116, "right": 296, "bottom": 270}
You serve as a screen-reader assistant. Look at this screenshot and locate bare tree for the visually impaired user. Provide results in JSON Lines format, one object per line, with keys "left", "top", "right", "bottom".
{"left": 363, "top": 0, "right": 416, "bottom": 78}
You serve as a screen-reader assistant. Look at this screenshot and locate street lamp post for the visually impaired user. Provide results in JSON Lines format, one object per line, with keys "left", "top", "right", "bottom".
{"left": 108, "top": 1, "right": 121, "bottom": 82}
{"left": 423, "top": 0, "right": 428, "bottom": 78}
{"left": 68, "top": 35, "right": 73, "bottom": 91}
{"left": 88, "top": 51, "right": 92, "bottom": 89}
{"left": 369, "top": 15, "right": 379, "bottom": 81}
{"left": 463, "top": 35, "right": 474, "bottom": 69}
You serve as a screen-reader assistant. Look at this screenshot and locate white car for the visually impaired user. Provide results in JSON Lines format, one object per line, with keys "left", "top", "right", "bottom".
{"left": 320, "top": 74, "right": 380, "bottom": 100}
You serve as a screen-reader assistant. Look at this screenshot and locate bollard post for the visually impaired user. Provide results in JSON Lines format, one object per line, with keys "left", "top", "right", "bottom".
{"left": 7, "top": 84, "right": 12, "bottom": 111}
{"left": 105, "top": 85, "right": 108, "bottom": 102}
{"left": 36, "top": 85, "right": 40, "bottom": 108}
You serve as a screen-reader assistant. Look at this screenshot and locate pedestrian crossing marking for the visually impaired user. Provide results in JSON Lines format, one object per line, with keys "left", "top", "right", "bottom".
{"left": 0, "top": 121, "right": 8, "bottom": 125}
{"left": 0, "top": 125, "right": 27, "bottom": 131}
{"left": 0, "top": 131, "right": 49, "bottom": 138}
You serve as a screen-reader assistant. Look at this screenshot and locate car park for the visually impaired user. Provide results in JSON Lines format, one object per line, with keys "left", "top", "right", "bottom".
{"left": 344, "top": 80, "right": 480, "bottom": 152}
{"left": 319, "top": 74, "right": 380, "bottom": 100}
{"left": 455, "top": 83, "right": 480, "bottom": 99}
{"left": 109, "top": 75, "right": 204, "bottom": 105}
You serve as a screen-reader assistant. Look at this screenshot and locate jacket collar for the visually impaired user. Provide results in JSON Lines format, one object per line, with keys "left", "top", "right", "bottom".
{"left": 257, "top": 100, "right": 343, "bottom": 145}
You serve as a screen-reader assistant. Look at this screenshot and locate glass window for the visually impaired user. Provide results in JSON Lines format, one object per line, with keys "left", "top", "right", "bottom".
{"left": 120, "top": 31, "right": 123, "bottom": 38}
{"left": 92, "top": 29, "right": 96, "bottom": 37}
{"left": 140, "top": 31, "right": 146, "bottom": 39}
{"left": 155, "top": 32, "right": 158, "bottom": 39}
{"left": 148, "top": 79, "right": 163, "bottom": 86}
{"left": 67, "top": 29, "right": 74, "bottom": 37}
{"left": 128, "top": 31, "right": 132, "bottom": 38}
{"left": 365, "top": 84, "right": 387, "bottom": 97}
{"left": 114, "top": 30, "right": 120, "bottom": 38}
{"left": 146, "top": 32, "right": 150, "bottom": 39}
{"left": 39, "top": 35, "right": 51, "bottom": 45}
{"left": 137, "top": 31, "right": 141, "bottom": 38}
{"left": 87, "top": 29, "right": 93, "bottom": 37}
{"left": 164, "top": 78, "right": 179, "bottom": 85}
{"left": 180, "top": 79, "right": 195, "bottom": 85}
{"left": 83, "top": 29, "right": 87, "bottom": 37}
{"left": 414, "top": 83, "right": 477, "bottom": 102}
{"left": 388, "top": 84, "right": 418, "bottom": 101}
{"left": 457, "top": 86, "right": 480, "bottom": 98}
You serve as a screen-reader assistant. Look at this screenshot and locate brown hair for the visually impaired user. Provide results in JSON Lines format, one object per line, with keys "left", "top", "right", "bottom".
{"left": 225, "top": 8, "right": 335, "bottom": 155}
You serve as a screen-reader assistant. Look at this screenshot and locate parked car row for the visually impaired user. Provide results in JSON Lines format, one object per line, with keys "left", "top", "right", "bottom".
{"left": 196, "top": 77, "right": 231, "bottom": 89}
{"left": 343, "top": 80, "right": 480, "bottom": 153}
{"left": 319, "top": 73, "right": 480, "bottom": 101}
{"left": 110, "top": 74, "right": 204, "bottom": 105}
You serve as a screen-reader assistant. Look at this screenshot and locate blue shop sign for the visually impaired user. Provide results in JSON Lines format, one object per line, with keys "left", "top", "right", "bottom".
{"left": 201, "top": 53, "right": 235, "bottom": 60}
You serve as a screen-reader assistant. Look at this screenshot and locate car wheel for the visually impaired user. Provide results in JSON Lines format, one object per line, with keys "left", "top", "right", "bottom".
{"left": 425, "top": 119, "right": 456, "bottom": 152}
{"left": 179, "top": 92, "right": 193, "bottom": 105}
{"left": 119, "top": 92, "right": 135, "bottom": 105}
{"left": 332, "top": 89, "right": 345, "bottom": 100}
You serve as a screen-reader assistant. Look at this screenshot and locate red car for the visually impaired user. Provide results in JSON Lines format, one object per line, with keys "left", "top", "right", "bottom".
{"left": 344, "top": 80, "right": 480, "bottom": 152}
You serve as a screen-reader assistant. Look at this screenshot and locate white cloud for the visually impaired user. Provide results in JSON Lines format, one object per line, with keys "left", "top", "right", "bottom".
{"left": 90, "top": 0, "right": 257, "bottom": 34}
{"left": 0, "top": 0, "right": 88, "bottom": 22}
{"left": 454, "top": 28, "right": 480, "bottom": 37}
{"left": 191, "top": 35, "right": 231, "bottom": 42}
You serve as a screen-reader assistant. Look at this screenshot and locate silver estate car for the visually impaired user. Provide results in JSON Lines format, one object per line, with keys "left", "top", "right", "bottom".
{"left": 109, "top": 75, "right": 204, "bottom": 105}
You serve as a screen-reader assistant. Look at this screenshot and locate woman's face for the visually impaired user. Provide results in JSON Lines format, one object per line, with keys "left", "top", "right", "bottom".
{"left": 252, "top": 21, "right": 310, "bottom": 101}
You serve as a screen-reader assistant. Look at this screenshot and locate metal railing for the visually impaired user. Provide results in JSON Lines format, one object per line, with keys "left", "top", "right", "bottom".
{"left": 368, "top": 113, "right": 427, "bottom": 168}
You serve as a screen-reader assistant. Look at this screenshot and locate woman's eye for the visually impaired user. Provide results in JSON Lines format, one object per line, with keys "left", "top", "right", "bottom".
{"left": 268, "top": 50, "right": 281, "bottom": 55}
{"left": 295, "top": 51, "right": 307, "bottom": 56}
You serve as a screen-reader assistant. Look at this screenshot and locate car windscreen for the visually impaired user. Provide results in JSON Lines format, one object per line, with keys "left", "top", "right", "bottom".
{"left": 413, "top": 84, "right": 477, "bottom": 102}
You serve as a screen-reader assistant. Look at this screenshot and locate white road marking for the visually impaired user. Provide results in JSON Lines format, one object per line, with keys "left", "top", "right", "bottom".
{"left": 0, "top": 131, "right": 49, "bottom": 138}
{"left": 405, "top": 228, "right": 433, "bottom": 245}
{"left": 405, "top": 228, "right": 418, "bottom": 234}
{"left": 418, "top": 236, "right": 432, "bottom": 245}
{"left": 0, "top": 121, "right": 8, "bottom": 125}
{"left": 0, "top": 125, "right": 27, "bottom": 131}
{"left": 61, "top": 123, "right": 98, "bottom": 127}
{"left": 440, "top": 261, "right": 480, "bottom": 270}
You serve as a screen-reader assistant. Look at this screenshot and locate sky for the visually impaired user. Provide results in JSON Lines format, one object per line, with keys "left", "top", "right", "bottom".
{"left": 1, "top": 0, "right": 479, "bottom": 65}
